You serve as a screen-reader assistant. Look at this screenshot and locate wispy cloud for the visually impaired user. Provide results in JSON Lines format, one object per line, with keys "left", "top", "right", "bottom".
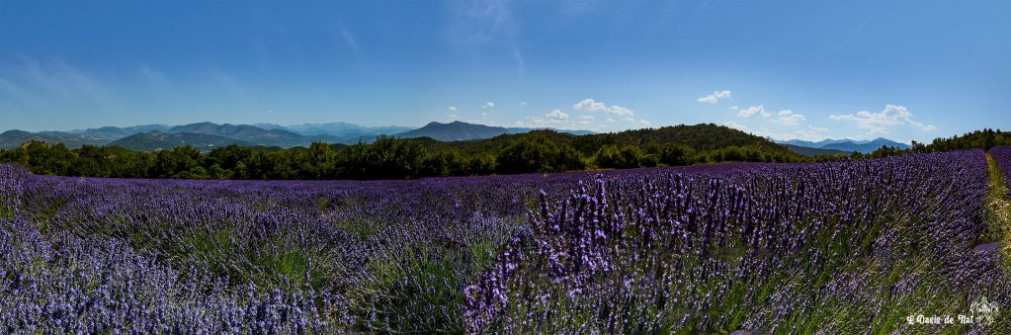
{"left": 340, "top": 27, "right": 359, "bottom": 53}
{"left": 445, "top": 0, "right": 516, "bottom": 47}
{"left": 512, "top": 48, "right": 525, "bottom": 75}
{"left": 138, "top": 63, "right": 165, "bottom": 84}
{"left": 483, "top": 101, "right": 495, "bottom": 109}
{"left": 697, "top": 90, "right": 731, "bottom": 104}
{"left": 829, "top": 105, "right": 936, "bottom": 135}
{"left": 447, "top": 105, "right": 458, "bottom": 112}
{"left": 0, "top": 56, "right": 114, "bottom": 128}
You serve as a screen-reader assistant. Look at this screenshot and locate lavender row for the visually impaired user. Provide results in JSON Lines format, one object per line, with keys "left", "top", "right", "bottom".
{"left": 0, "top": 164, "right": 26, "bottom": 219}
{"left": 5, "top": 152, "right": 1002, "bottom": 332}
{"left": 465, "top": 150, "right": 1009, "bottom": 333}
{"left": 2, "top": 163, "right": 758, "bottom": 332}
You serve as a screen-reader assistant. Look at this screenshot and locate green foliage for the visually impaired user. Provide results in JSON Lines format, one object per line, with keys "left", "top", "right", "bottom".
{"left": 0, "top": 124, "right": 813, "bottom": 180}
{"left": 497, "top": 134, "right": 585, "bottom": 173}
{"left": 594, "top": 144, "right": 652, "bottom": 169}
{"left": 851, "top": 128, "right": 1011, "bottom": 160}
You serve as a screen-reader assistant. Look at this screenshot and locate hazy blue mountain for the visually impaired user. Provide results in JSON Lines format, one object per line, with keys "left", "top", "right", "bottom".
{"left": 777, "top": 138, "right": 852, "bottom": 148}
{"left": 0, "top": 130, "right": 117, "bottom": 149}
{"left": 2, "top": 121, "right": 594, "bottom": 149}
{"left": 279, "top": 122, "right": 411, "bottom": 136}
{"left": 68, "top": 125, "right": 171, "bottom": 138}
{"left": 255, "top": 122, "right": 413, "bottom": 143}
{"left": 820, "top": 138, "right": 911, "bottom": 153}
{"left": 166, "top": 122, "right": 336, "bottom": 147}
{"left": 396, "top": 121, "right": 593, "bottom": 142}
{"left": 108, "top": 130, "right": 255, "bottom": 151}
{"left": 775, "top": 137, "right": 911, "bottom": 154}
{"left": 395, "top": 121, "right": 515, "bottom": 141}
{"left": 780, "top": 144, "right": 849, "bottom": 157}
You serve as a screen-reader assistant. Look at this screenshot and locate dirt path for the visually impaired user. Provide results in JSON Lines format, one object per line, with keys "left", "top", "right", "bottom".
{"left": 985, "top": 153, "right": 1011, "bottom": 267}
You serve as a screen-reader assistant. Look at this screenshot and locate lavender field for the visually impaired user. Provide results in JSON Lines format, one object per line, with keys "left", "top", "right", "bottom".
{"left": 2, "top": 149, "right": 1011, "bottom": 333}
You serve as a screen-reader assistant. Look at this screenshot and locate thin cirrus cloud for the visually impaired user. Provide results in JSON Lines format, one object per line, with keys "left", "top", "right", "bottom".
{"left": 829, "top": 105, "right": 937, "bottom": 135}
{"left": 0, "top": 57, "right": 114, "bottom": 127}
{"left": 482, "top": 101, "right": 495, "bottom": 109}
{"left": 697, "top": 90, "right": 731, "bottom": 104}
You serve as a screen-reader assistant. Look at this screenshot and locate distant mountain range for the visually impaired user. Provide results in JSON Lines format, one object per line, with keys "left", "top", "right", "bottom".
{"left": 109, "top": 130, "right": 256, "bottom": 151}
{"left": 396, "top": 121, "right": 593, "bottom": 142}
{"left": 0, "top": 121, "right": 593, "bottom": 151}
{"left": 774, "top": 137, "right": 911, "bottom": 154}
{"left": 254, "top": 122, "right": 413, "bottom": 143}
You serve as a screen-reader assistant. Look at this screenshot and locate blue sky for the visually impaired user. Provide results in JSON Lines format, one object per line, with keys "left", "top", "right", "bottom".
{"left": 1, "top": 0, "right": 1008, "bottom": 142}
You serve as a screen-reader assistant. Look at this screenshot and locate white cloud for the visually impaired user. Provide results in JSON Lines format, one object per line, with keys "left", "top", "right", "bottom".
{"left": 573, "top": 98, "right": 634, "bottom": 116}
{"left": 773, "top": 109, "right": 806, "bottom": 126}
{"left": 545, "top": 109, "right": 569, "bottom": 120}
{"left": 573, "top": 98, "right": 605, "bottom": 111}
{"left": 722, "top": 121, "right": 748, "bottom": 131}
{"left": 725, "top": 122, "right": 831, "bottom": 142}
{"left": 483, "top": 101, "right": 495, "bottom": 109}
{"left": 447, "top": 105, "right": 457, "bottom": 112}
{"left": 697, "top": 90, "right": 732, "bottom": 104}
{"left": 736, "top": 105, "right": 770, "bottom": 118}
{"left": 576, "top": 115, "right": 595, "bottom": 126}
{"left": 773, "top": 125, "right": 832, "bottom": 141}
{"left": 730, "top": 105, "right": 739, "bottom": 110}
{"left": 829, "top": 105, "right": 936, "bottom": 135}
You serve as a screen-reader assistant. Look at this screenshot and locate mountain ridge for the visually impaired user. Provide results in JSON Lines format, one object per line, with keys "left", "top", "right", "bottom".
{"left": 773, "top": 137, "right": 910, "bottom": 154}
{"left": 1, "top": 121, "right": 594, "bottom": 150}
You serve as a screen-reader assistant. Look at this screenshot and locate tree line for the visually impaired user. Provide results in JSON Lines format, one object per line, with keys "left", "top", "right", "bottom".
{"left": 0, "top": 126, "right": 806, "bottom": 180}
{"left": 837, "top": 128, "right": 1011, "bottom": 160}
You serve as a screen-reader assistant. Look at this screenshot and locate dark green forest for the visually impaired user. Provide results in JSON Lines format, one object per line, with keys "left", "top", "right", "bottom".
{"left": 0, "top": 124, "right": 803, "bottom": 180}
{"left": 850, "top": 128, "right": 1011, "bottom": 159}
{"left": 2, "top": 124, "right": 1006, "bottom": 180}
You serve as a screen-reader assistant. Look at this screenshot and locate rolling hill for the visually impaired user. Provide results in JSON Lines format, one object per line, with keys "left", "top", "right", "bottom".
{"left": 395, "top": 121, "right": 593, "bottom": 142}
{"left": 108, "top": 131, "right": 255, "bottom": 151}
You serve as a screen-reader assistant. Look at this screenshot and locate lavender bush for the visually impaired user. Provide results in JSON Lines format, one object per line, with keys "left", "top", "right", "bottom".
{"left": 466, "top": 150, "right": 1010, "bottom": 333}
{"left": 2, "top": 152, "right": 1009, "bottom": 333}
{"left": 0, "top": 164, "right": 26, "bottom": 219}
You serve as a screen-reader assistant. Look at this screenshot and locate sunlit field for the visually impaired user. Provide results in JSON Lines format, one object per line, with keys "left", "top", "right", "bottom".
{"left": 3, "top": 148, "right": 1010, "bottom": 333}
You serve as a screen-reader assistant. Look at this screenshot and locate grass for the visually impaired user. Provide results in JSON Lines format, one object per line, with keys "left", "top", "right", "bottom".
{"left": 985, "top": 153, "right": 1011, "bottom": 271}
